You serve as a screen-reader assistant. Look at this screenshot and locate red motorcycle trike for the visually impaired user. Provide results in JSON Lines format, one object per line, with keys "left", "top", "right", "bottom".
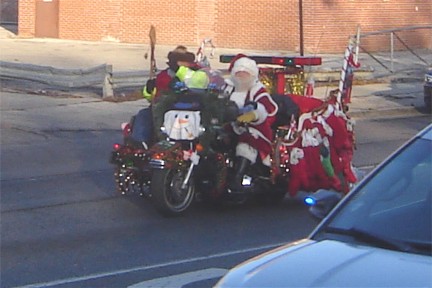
{"left": 111, "top": 54, "right": 359, "bottom": 216}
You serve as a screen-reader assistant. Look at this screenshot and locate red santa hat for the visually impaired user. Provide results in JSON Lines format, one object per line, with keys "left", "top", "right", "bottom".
{"left": 228, "top": 53, "right": 247, "bottom": 71}
{"left": 228, "top": 54, "right": 259, "bottom": 78}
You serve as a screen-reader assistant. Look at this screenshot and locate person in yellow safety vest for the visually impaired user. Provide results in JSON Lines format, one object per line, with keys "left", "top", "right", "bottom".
{"left": 175, "top": 65, "right": 210, "bottom": 89}
{"left": 150, "top": 59, "right": 210, "bottom": 140}
{"left": 133, "top": 46, "right": 210, "bottom": 149}
{"left": 142, "top": 45, "right": 196, "bottom": 103}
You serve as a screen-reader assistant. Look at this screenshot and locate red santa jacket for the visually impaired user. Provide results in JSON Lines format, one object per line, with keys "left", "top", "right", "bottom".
{"left": 230, "top": 82, "right": 279, "bottom": 159}
{"left": 151, "top": 69, "right": 175, "bottom": 103}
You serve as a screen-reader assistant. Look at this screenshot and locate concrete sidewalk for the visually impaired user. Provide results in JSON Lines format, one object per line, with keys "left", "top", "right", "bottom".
{"left": 0, "top": 27, "right": 431, "bottom": 119}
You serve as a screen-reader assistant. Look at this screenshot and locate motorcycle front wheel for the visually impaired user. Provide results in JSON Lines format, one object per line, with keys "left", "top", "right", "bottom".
{"left": 150, "top": 168, "right": 195, "bottom": 217}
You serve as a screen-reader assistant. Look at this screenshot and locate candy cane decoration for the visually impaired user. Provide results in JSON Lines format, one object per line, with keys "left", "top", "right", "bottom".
{"left": 196, "top": 38, "right": 215, "bottom": 67}
{"left": 337, "top": 26, "right": 361, "bottom": 106}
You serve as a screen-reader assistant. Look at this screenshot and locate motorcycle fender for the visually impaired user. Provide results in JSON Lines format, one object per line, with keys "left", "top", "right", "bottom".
{"left": 149, "top": 140, "right": 184, "bottom": 169}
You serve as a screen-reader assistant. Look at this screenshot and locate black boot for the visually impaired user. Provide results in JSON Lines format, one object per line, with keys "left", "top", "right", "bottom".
{"left": 229, "top": 157, "right": 251, "bottom": 193}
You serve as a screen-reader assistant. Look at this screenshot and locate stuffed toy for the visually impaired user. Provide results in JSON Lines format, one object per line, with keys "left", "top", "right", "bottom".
{"left": 341, "top": 149, "right": 357, "bottom": 183}
{"left": 164, "top": 110, "right": 202, "bottom": 140}
{"left": 322, "top": 143, "right": 343, "bottom": 191}
{"left": 321, "top": 103, "right": 357, "bottom": 193}
{"left": 320, "top": 141, "right": 334, "bottom": 177}
{"left": 287, "top": 147, "right": 308, "bottom": 197}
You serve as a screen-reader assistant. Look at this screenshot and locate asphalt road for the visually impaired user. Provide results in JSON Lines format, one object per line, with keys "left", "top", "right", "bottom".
{"left": 1, "top": 98, "right": 430, "bottom": 288}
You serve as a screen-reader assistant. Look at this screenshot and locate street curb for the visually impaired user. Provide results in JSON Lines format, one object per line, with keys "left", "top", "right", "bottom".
{"left": 349, "top": 106, "right": 428, "bottom": 119}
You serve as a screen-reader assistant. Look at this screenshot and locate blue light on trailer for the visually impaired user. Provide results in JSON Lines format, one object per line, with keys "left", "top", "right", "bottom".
{"left": 304, "top": 196, "right": 316, "bottom": 206}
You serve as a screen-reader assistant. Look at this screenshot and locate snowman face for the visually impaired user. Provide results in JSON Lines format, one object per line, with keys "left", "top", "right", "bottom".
{"left": 163, "top": 110, "right": 201, "bottom": 140}
{"left": 174, "top": 113, "right": 190, "bottom": 127}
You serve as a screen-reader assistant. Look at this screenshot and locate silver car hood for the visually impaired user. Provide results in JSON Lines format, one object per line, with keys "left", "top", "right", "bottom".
{"left": 216, "top": 239, "right": 432, "bottom": 287}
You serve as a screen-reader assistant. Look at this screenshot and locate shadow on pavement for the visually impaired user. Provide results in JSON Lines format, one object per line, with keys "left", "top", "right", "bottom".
{"left": 0, "top": 23, "right": 17, "bottom": 35}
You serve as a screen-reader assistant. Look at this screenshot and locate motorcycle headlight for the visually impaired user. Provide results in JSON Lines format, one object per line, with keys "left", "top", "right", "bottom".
{"left": 426, "top": 73, "right": 432, "bottom": 84}
{"left": 199, "top": 126, "right": 206, "bottom": 136}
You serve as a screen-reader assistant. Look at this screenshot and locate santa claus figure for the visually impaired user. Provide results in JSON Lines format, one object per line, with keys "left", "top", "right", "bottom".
{"left": 224, "top": 54, "right": 279, "bottom": 191}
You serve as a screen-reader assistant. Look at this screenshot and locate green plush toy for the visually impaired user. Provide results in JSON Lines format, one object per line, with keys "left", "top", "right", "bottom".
{"left": 320, "top": 144, "right": 335, "bottom": 177}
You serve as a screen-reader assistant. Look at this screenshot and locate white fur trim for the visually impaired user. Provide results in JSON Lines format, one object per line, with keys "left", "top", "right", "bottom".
{"left": 262, "top": 154, "right": 271, "bottom": 167}
{"left": 323, "top": 104, "right": 334, "bottom": 118}
{"left": 302, "top": 129, "right": 320, "bottom": 147}
{"left": 297, "top": 112, "right": 313, "bottom": 131}
{"left": 317, "top": 115, "right": 333, "bottom": 136}
{"left": 334, "top": 109, "right": 348, "bottom": 120}
{"left": 323, "top": 137, "right": 330, "bottom": 148}
{"left": 250, "top": 83, "right": 278, "bottom": 117}
{"left": 290, "top": 147, "right": 304, "bottom": 165}
{"left": 224, "top": 78, "right": 234, "bottom": 86}
{"left": 347, "top": 118, "right": 355, "bottom": 131}
{"left": 236, "top": 142, "right": 258, "bottom": 164}
{"left": 230, "top": 91, "right": 248, "bottom": 108}
{"left": 231, "top": 57, "right": 259, "bottom": 78}
{"left": 253, "top": 102, "right": 268, "bottom": 125}
{"left": 248, "top": 126, "right": 273, "bottom": 145}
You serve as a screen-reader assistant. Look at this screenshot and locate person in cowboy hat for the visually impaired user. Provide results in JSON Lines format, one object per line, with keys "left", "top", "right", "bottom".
{"left": 131, "top": 46, "right": 209, "bottom": 149}
{"left": 127, "top": 46, "right": 196, "bottom": 149}
{"left": 143, "top": 45, "right": 198, "bottom": 102}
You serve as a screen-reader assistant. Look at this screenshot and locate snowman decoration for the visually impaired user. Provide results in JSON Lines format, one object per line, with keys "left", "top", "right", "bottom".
{"left": 163, "top": 110, "right": 202, "bottom": 140}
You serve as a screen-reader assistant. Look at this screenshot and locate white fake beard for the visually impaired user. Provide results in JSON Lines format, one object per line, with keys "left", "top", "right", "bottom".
{"left": 233, "top": 75, "right": 256, "bottom": 91}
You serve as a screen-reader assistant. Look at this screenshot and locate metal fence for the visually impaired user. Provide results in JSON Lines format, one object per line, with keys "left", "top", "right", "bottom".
{"left": 0, "top": 61, "right": 153, "bottom": 98}
{"left": 1, "top": 26, "right": 430, "bottom": 98}
{"left": 356, "top": 25, "right": 432, "bottom": 73}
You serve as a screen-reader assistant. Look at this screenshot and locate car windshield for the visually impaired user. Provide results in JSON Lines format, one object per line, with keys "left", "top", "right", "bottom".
{"left": 318, "top": 128, "right": 432, "bottom": 255}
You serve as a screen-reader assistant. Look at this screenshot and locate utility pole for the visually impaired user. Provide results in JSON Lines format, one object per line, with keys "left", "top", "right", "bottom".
{"left": 299, "top": 0, "right": 304, "bottom": 56}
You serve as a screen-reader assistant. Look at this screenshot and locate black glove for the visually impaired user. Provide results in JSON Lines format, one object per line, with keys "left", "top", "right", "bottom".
{"left": 145, "top": 78, "right": 156, "bottom": 94}
{"left": 167, "top": 58, "right": 179, "bottom": 72}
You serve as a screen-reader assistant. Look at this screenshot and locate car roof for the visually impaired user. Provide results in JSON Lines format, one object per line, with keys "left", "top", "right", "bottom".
{"left": 419, "top": 124, "right": 432, "bottom": 140}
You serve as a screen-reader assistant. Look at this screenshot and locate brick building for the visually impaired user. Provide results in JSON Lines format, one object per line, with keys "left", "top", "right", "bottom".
{"left": 18, "top": 0, "right": 432, "bottom": 53}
